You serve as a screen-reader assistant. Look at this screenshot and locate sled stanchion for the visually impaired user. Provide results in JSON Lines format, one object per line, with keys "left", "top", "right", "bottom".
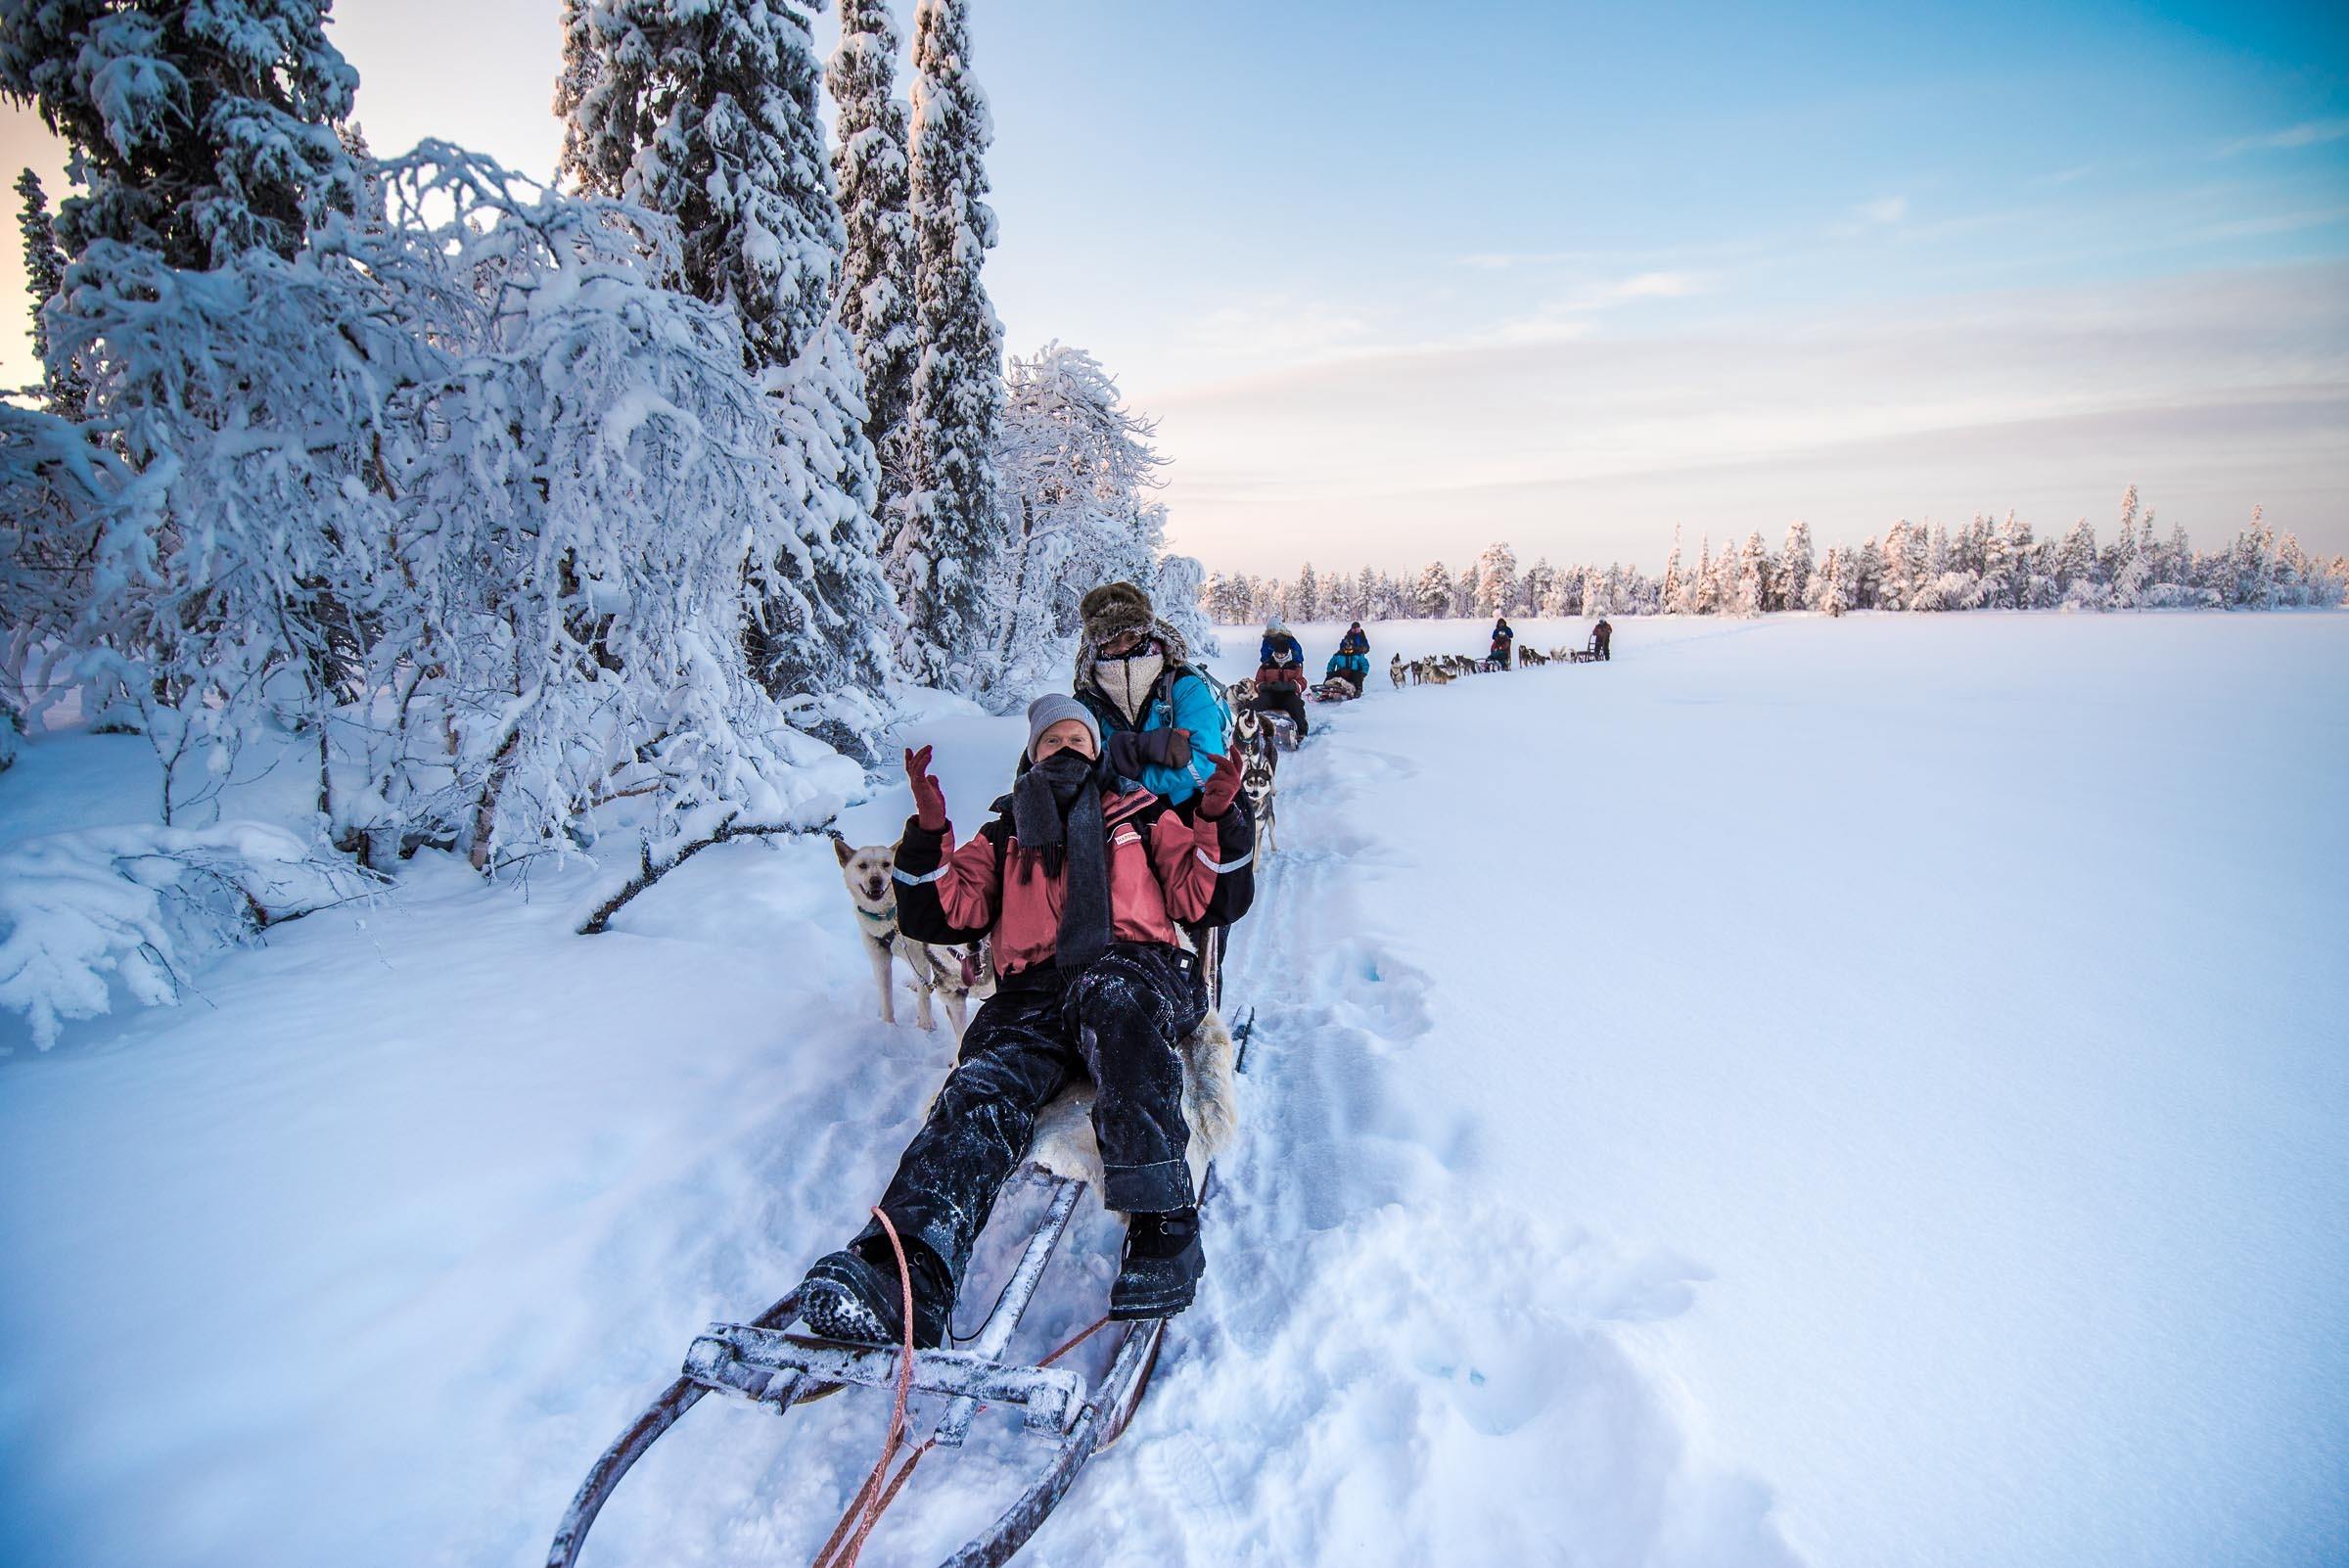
{"left": 935, "top": 1176, "right": 1083, "bottom": 1448}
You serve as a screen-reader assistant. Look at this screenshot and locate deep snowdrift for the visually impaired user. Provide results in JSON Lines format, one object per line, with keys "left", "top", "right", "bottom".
{"left": 2, "top": 613, "right": 2342, "bottom": 1568}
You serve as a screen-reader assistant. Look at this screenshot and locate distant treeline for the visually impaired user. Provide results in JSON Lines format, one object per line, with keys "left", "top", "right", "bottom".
{"left": 1202, "top": 489, "right": 2347, "bottom": 622}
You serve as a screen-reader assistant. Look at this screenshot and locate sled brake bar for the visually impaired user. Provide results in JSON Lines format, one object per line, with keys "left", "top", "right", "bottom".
{"left": 684, "top": 1326, "right": 1086, "bottom": 1436}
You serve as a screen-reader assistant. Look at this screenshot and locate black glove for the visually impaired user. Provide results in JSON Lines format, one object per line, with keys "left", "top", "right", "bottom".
{"left": 1106, "top": 727, "right": 1192, "bottom": 778}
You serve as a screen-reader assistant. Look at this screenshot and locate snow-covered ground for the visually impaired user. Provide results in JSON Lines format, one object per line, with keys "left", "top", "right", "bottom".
{"left": 3, "top": 613, "right": 2343, "bottom": 1567}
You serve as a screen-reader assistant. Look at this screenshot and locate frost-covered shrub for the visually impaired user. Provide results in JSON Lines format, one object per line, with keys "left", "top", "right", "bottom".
{"left": 985, "top": 342, "right": 1170, "bottom": 700}
{"left": 0, "top": 822, "right": 361, "bottom": 1049}
{"left": 1909, "top": 572, "right": 1986, "bottom": 613}
{"left": 362, "top": 147, "right": 865, "bottom": 867}
{"left": 37, "top": 231, "right": 417, "bottom": 821}
{"left": 3, "top": 142, "right": 872, "bottom": 874}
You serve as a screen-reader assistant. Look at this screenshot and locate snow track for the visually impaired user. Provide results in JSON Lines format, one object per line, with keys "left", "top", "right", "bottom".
{"left": 1048, "top": 714, "right": 1799, "bottom": 1566}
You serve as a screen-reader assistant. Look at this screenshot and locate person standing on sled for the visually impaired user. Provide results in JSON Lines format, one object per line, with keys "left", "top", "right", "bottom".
{"left": 797, "top": 698, "right": 1254, "bottom": 1346}
{"left": 1249, "top": 616, "right": 1313, "bottom": 737}
{"left": 1490, "top": 616, "right": 1514, "bottom": 670}
{"left": 1592, "top": 616, "right": 1613, "bottom": 661}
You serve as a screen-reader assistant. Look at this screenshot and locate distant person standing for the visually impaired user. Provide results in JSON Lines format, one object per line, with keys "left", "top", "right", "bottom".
{"left": 1593, "top": 617, "right": 1613, "bottom": 661}
{"left": 1490, "top": 617, "right": 1514, "bottom": 669}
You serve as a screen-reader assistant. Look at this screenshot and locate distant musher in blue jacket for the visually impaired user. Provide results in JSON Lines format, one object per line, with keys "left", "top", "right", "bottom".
{"left": 1324, "top": 621, "right": 1371, "bottom": 696}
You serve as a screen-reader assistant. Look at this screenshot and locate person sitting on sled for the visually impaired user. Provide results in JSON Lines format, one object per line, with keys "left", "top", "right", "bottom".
{"left": 1490, "top": 616, "right": 1514, "bottom": 669}
{"left": 1249, "top": 616, "right": 1313, "bottom": 737}
{"left": 1323, "top": 621, "right": 1371, "bottom": 696}
{"left": 1073, "top": 581, "right": 1231, "bottom": 810}
{"left": 796, "top": 697, "right": 1254, "bottom": 1347}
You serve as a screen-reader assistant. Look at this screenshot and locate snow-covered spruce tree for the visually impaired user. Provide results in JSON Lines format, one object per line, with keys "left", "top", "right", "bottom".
{"left": 1475, "top": 541, "right": 1517, "bottom": 617}
{"left": 1730, "top": 530, "right": 1771, "bottom": 618}
{"left": 986, "top": 341, "right": 1169, "bottom": 692}
{"left": 895, "top": 0, "right": 1005, "bottom": 693}
{"left": 0, "top": 0, "right": 362, "bottom": 269}
{"left": 2054, "top": 518, "right": 2099, "bottom": 601}
{"left": 556, "top": 0, "right": 895, "bottom": 744}
{"left": 1690, "top": 535, "right": 1718, "bottom": 614}
{"left": 560, "top": 0, "right": 836, "bottom": 371}
{"left": 1814, "top": 545, "right": 1850, "bottom": 616}
{"left": 1415, "top": 561, "right": 1452, "bottom": 619}
{"left": 1779, "top": 520, "right": 1814, "bottom": 612}
{"left": 1878, "top": 520, "right": 1914, "bottom": 611}
{"left": 15, "top": 168, "right": 82, "bottom": 410}
{"left": 2103, "top": 484, "right": 2140, "bottom": 587}
{"left": 1155, "top": 552, "right": 1214, "bottom": 652}
{"left": 829, "top": 0, "right": 917, "bottom": 519}
{"left": 1451, "top": 564, "right": 1479, "bottom": 619}
{"left": 1291, "top": 561, "right": 1319, "bottom": 623}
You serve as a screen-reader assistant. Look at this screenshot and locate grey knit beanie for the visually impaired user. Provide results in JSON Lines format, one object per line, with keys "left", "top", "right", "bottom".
{"left": 1025, "top": 694, "right": 1101, "bottom": 761}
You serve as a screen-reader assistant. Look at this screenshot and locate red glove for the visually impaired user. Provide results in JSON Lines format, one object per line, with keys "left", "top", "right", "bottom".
{"left": 1198, "top": 748, "right": 1244, "bottom": 819}
{"left": 905, "top": 745, "right": 946, "bottom": 832}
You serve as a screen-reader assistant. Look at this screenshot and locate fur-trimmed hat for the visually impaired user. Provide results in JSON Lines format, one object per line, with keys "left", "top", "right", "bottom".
{"left": 1080, "top": 581, "right": 1156, "bottom": 646}
{"left": 1072, "top": 580, "right": 1190, "bottom": 690}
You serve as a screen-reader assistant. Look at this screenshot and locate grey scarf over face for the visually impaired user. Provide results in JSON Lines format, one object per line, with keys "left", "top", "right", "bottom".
{"left": 1012, "top": 751, "right": 1113, "bottom": 972}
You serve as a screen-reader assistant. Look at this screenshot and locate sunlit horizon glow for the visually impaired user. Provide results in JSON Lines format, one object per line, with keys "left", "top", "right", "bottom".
{"left": 3, "top": 0, "right": 2343, "bottom": 571}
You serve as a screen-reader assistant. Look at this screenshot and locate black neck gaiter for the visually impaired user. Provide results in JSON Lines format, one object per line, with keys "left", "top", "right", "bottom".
{"left": 1013, "top": 752, "right": 1112, "bottom": 972}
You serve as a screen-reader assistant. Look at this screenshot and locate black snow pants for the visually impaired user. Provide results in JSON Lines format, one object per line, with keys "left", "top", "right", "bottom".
{"left": 1250, "top": 683, "right": 1309, "bottom": 738}
{"left": 869, "top": 943, "right": 1207, "bottom": 1293}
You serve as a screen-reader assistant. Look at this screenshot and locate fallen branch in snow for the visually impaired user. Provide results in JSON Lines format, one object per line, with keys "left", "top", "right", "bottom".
{"left": 576, "top": 818, "right": 829, "bottom": 937}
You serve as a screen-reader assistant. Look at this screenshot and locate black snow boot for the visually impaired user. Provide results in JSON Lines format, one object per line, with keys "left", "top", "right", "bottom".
{"left": 799, "top": 1230, "right": 953, "bottom": 1350}
{"left": 1110, "top": 1206, "right": 1205, "bottom": 1321}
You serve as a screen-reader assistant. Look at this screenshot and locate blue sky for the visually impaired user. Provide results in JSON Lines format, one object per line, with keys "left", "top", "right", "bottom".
{"left": 3, "top": 0, "right": 2343, "bottom": 570}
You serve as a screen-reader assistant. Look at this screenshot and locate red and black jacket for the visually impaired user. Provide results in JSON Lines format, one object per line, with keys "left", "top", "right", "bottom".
{"left": 895, "top": 786, "right": 1255, "bottom": 986}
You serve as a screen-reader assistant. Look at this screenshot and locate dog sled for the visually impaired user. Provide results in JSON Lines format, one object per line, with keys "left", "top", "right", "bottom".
{"left": 547, "top": 1009, "right": 1256, "bottom": 1568}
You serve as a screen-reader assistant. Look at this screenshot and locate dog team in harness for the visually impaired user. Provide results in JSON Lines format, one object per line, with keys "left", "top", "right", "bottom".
{"left": 797, "top": 583, "right": 1257, "bottom": 1347}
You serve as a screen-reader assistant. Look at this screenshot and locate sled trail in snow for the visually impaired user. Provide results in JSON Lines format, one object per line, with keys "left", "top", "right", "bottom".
{"left": 1050, "top": 715, "right": 1800, "bottom": 1568}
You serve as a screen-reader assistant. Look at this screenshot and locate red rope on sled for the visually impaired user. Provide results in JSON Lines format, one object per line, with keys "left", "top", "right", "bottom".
{"left": 807, "top": 1231, "right": 1120, "bottom": 1567}
{"left": 810, "top": 1208, "right": 921, "bottom": 1568}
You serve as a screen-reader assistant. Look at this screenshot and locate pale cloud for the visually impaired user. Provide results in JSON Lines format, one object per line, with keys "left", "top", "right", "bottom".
{"left": 2191, "top": 208, "right": 2349, "bottom": 240}
{"left": 1486, "top": 270, "right": 1712, "bottom": 342}
{"left": 2035, "top": 164, "right": 2095, "bottom": 187}
{"left": 1152, "top": 263, "right": 2349, "bottom": 574}
{"left": 1856, "top": 195, "right": 1909, "bottom": 225}
{"left": 1182, "top": 297, "right": 1377, "bottom": 366}
{"left": 2222, "top": 118, "right": 2349, "bottom": 156}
